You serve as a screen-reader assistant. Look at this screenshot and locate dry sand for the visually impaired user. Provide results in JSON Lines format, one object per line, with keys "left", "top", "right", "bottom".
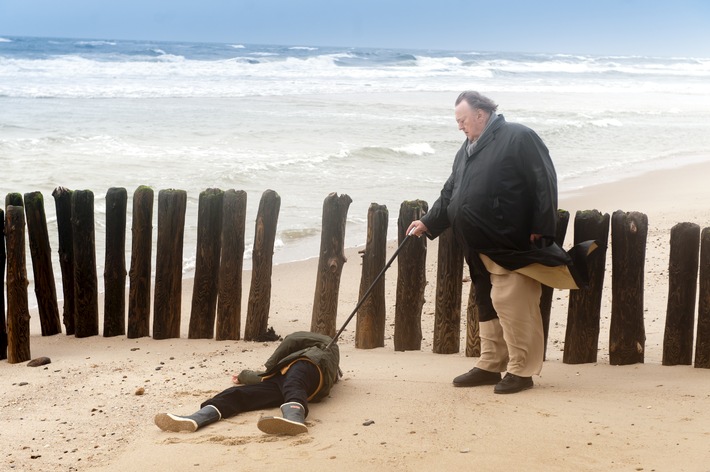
{"left": 3, "top": 162, "right": 710, "bottom": 472}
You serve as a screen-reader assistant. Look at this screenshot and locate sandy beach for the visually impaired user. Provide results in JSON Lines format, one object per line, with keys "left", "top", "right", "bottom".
{"left": 3, "top": 161, "right": 710, "bottom": 472}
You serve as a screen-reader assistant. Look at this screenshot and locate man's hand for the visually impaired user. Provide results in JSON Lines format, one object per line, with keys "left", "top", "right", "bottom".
{"left": 406, "top": 220, "right": 428, "bottom": 238}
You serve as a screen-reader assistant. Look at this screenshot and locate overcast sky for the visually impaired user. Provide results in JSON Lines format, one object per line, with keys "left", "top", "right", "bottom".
{"left": 2, "top": 0, "right": 709, "bottom": 57}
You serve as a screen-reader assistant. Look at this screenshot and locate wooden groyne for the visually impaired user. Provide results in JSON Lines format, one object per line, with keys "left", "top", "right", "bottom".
{"left": 1, "top": 186, "right": 709, "bottom": 370}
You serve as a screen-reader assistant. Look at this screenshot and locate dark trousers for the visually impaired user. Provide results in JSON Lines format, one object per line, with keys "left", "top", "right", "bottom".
{"left": 201, "top": 360, "right": 320, "bottom": 419}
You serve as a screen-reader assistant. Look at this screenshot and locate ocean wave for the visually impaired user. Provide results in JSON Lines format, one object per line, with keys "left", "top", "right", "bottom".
{"left": 3, "top": 38, "right": 710, "bottom": 98}
{"left": 75, "top": 40, "right": 117, "bottom": 47}
{"left": 0, "top": 37, "right": 12, "bottom": 43}
{"left": 391, "top": 143, "right": 436, "bottom": 155}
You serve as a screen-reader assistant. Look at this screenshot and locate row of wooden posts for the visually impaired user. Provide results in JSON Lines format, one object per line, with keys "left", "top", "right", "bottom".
{"left": 2, "top": 187, "right": 710, "bottom": 369}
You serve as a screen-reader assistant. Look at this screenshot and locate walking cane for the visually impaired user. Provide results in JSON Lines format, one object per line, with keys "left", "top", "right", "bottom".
{"left": 325, "top": 231, "right": 414, "bottom": 350}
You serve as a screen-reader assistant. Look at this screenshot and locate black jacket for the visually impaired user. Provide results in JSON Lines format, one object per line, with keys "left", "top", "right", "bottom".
{"left": 421, "top": 114, "right": 560, "bottom": 267}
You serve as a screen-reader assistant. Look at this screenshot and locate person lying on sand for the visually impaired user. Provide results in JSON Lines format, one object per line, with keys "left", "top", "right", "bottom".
{"left": 154, "top": 331, "right": 340, "bottom": 436}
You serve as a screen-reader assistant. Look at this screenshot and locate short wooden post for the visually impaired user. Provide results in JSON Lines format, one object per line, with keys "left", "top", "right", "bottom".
{"left": 609, "top": 210, "right": 647, "bottom": 365}
{"left": 309, "top": 192, "right": 351, "bottom": 338}
{"left": 394, "top": 200, "right": 427, "bottom": 351}
{"left": 695, "top": 228, "right": 710, "bottom": 368}
{"left": 1, "top": 207, "right": 6, "bottom": 360}
{"left": 52, "top": 187, "right": 76, "bottom": 335}
{"left": 5, "top": 206, "right": 31, "bottom": 363}
{"left": 24, "top": 191, "right": 62, "bottom": 336}
{"left": 152, "top": 189, "right": 187, "bottom": 340}
{"left": 540, "top": 209, "right": 569, "bottom": 359}
{"left": 103, "top": 187, "right": 127, "bottom": 337}
{"left": 432, "top": 228, "right": 464, "bottom": 354}
{"left": 564, "top": 210, "right": 610, "bottom": 364}
{"left": 355, "top": 203, "right": 388, "bottom": 349}
{"left": 244, "top": 190, "right": 282, "bottom": 341}
{"left": 465, "top": 282, "right": 481, "bottom": 357}
{"left": 189, "top": 188, "right": 224, "bottom": 339}
{"left": 216, "top": 190, "right": 247, "bottom": 341}
{"left": 71, "top": 190, "right": 99, "bottom": 338}
{"left": 127, "top": 186, "right": 153, "bottom": 339}
{"left": 662, "top": 222, "right": 700, "bottom": 366}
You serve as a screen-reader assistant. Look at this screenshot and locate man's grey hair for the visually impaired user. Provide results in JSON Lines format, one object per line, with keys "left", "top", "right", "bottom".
{"left": 455, "top": 91, "right": 498, "bottom": 113}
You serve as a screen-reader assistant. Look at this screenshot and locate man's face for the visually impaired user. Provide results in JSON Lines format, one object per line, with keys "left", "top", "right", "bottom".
{"left": 455, "top": 101, "right": 487, "bottom": 142}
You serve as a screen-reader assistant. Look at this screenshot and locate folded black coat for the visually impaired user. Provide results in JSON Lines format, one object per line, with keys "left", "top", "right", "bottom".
{"left": 482, "top": 240, "right": 602, "bottom": 290}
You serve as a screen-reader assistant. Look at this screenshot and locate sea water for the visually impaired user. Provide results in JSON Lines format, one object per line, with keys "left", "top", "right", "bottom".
{"left": 2, "top": 36, "right": 710, "bottom": 290}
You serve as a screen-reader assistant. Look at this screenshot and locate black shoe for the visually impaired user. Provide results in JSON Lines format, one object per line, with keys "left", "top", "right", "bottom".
{"left": 453, "top": 367, "right": 502, "bottom": 387}
{"left": 494, "top": 373, "right": 533, "bottom": 394}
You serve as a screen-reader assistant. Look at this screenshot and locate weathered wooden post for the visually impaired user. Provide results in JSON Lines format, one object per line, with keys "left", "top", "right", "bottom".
{"left": 465, "top": 283, "right": 481, "bottom": 357}
{"left": 24, "top": 191, "right": 62, "bottom": 336}
{"left": 5, "top": 193, "right": 23, "bottom": 209}
{"left": 695, "top": 227, "right": 710, "bottom": 368}
{"left": 1, "top": 207, "right": 6, "bottom": 360}
{"left": 5, "top": 206, "right": 31, "bottom": 363}
{"left": 127, "top": 186, "right": 153, "bottom": 339}
{"left": 152, "top": 189, "right": 187, "bottom": 340}
{"left": 216, "top": 190, "right": 247, "bottom": 341}
{"left": 394, "top": 200, "right": 427, "bottom": 351}
{"left": 564, "top": 210, "right": 610, "bottom": 364}
{"left": 355, "top": 203, "right": 388, "bottom": 349}
{"left": 103, "top": 187, "right": 127, "bottom": 337}
{"left": 662, "top": 222, "right": 700, "bottom": 366}
{"left": 432, "top": 228, "right": 465, "bottom": 354}
{"left": 52, "top": 187, "right": 76, "bottom": 335}
{"left": 71, "top": 190, "right": 99, "bottom": 338}
{"left": 245, "top": 190, "right": 282, "bottom": 341}
{"left": 609, "top": 210, "right": 647, "bottom": 365}
{"left": 309, "top": 192, "right": 351, "bottom": 338}
{"left": 189, "top": 188, "right": 224, "bottom": 339}
{"left": 540, "top": 209, "right": 569, "bottom": 359}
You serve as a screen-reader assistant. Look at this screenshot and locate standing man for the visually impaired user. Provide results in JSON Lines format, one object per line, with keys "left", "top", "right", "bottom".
{"left": 407, "top": 91, "right": 558, "bottom": 394}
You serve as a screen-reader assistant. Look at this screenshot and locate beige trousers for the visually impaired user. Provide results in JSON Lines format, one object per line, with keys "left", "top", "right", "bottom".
{"left": 475, "top": 257, "right": 544, "bottom": 377}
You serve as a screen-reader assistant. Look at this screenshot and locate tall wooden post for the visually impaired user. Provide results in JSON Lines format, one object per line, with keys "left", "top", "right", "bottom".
{"left": 1, "top": 207, "right": 6, "bottom": 360}
{"left": 103, "top": 187, "right": 127, "bottom": 337}
{"left": 216, "top": 190, "right": 247, "bottom": 341}
{"left": 5, "top": 206, "right": 31, "bottom": 363}
{"left": 609, "top": 211, "right": 647, "bottom": 365}
{"left": 695, "top": 228, "right": 710, "bottom": 368}
{"left": 309, "top": 192, "right": 351, "bottom": 338}
{"left": 153, "top": 189, "right": 187, "bottom": 340}
{"left": 394, "top": 200, "right": 427, "bottom": 352}
{"left": 52, "top": 187, "right": 76, "bottom": 335}
{"left": 244, "top": 189, "right": 281, "bottom": 341}
{"left": 355, "top": 203, "right": 388, "bottom": 349}
{"left": 564, "top": 210, "right": 610, "bottom": 364}
{"left": 662, "top": 222, "right": 700, "bottom": 366}
{"left": 433, "top": 228, "right": 464, "bottom": 354}
{"left": 24, "top": 191, "right": 62, "bottom": 336}
{"left": 127, "top": 186, "right": 153, "bottom": 339}
{"left": 71, "top": 190, "right": 99, "bottom": 338}
{"left": 540, "top": 210, "right": 569, "bottom": 359}
{"left": 189, "top": 189, "right": 224, "bottom": 339}
{"left": 465, "top": 283, "right": 481, "bottom": 357}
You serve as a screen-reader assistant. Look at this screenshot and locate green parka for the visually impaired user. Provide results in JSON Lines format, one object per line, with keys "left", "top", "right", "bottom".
{"left": 238, "top": 331, "right": 340, "bottom": 402}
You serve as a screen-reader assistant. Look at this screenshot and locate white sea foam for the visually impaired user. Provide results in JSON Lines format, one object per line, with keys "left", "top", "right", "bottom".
{"left": 392, "top": 143, "right": 436, "bottom": 155}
